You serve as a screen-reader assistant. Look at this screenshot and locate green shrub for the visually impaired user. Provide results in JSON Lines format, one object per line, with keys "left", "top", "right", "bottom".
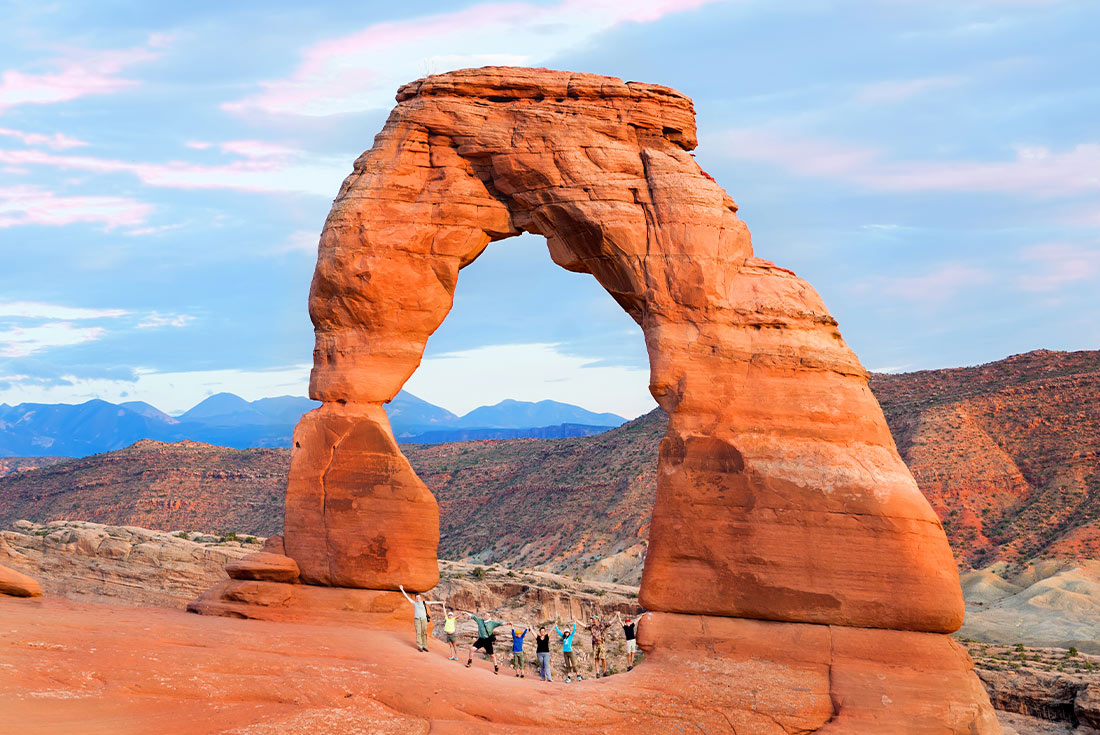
{"left": 1068, "top": 647, "right": 1079, "bottom": 657}
{"left": 175, "top": 531, "right": 190, "bottom": 540}
{"left": 472, "top": 566, "right": 486, "bottom": 581}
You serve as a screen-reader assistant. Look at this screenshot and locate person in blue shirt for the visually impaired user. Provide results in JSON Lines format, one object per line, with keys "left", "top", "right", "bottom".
{"left": 554, "top": 621, "right": 582, "bottom": 682}
{"left": 509, "top": 626, "right": 529, "bottom": 677}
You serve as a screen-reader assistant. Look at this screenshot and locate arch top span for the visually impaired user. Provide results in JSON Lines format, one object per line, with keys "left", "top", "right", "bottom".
{"left": 290, "top": 66, "right": 964, "bottom": 635}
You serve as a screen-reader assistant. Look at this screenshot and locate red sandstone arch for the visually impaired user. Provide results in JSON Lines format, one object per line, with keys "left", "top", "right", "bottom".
{"left": 289, "top": 67, "right": 962, "bottom": 632}
{"left": 190, "top": 68, "right": 999, "bottom": 732}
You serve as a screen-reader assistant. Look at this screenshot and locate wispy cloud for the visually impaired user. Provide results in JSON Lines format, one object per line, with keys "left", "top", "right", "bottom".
{"left": 0, "top": 322, "right": 107, "bottom": 357}
{"left": 0, "top": 185, "right": 152, "bottom": 229}
{"left": 0, "top": 301, "right": 194, "bottom": 357}
{"left": 0, "top": 127, "right": 88, "bottom": 150}
{"left": 224, "top": 0, "right": 722, "bottom": 117}
{"left": 136, "top": 312, "right": 194, "bottom": 329}
{"left": 0, "top": 144, "right": 348, "bottom": 197}
{"left": 0, "top": 301, "right": 129, "bottom": 320}
{"left": 718, "top": 128, "right": 1100, "bottom": 196}
{"left": 854, "top": 263, "right": 995, "bottom": 307}
{"left": 855, "top": 75, "right": 964, "bottom": 104}
{"left": 1016, "top": 242, "right": 1100, "bottom": 292}
{"left": 0, "top": 34, "right": 170, "bottom": 113}
{"left": 271, "top": 229, "right": 320, "bottom": 255}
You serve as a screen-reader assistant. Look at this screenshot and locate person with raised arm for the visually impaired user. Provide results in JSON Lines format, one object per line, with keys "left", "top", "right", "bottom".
{"left": 398, "top": 584, "right": 443, "bottom": 653}
{"left": 442, "top": 606, "right": 460, "bottom": 660}
{"left": 554, "top": 620, "right": 581, "bottom": 682}
{"left": 459, "top": 610, "right": 510, "bottom": 674}
{"left": 615, "top": 611, "right": 648, "bottom": 671}
{"left": 576, "top": 615, "right": 609, "bottom": 679}
{"left": 534, "top": 625, "right": 553, "bottom": 681}
{"left": 509, "top": 624, "right": 529, "bottom": 677}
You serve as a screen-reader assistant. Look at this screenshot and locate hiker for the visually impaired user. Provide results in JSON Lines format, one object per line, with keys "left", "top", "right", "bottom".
{"left": 510, "top": 625, "right": 529, "bottom": 677}
{"left": 443, "top": 607, "right": 460, "bottom": 660}
{"left": 616, "top": 611, "right": 648, "bottom": 670}
{"left": 577, "top": 615, "right": 609, "bottom": 678}
{"left": 462, "top": 611, "right": 511, "bottom": 674}
{"left": 535, "top": 626, "right": 553, "bottom": 681}
{"left": 398, "top": 584, "right": 443, "bottom": 653}
{"left": 555, "top": 620, "right": 581, "bottom": 682}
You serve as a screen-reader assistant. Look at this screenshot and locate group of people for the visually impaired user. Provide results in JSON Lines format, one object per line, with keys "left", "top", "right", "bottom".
{"left": 401, "top": 585, "right": 646, "bottom": 682}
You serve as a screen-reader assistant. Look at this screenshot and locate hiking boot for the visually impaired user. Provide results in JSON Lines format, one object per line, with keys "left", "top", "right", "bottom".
{"left": 465, "top": 660, "right": 472, "bottom": 668}
{"left": 627, "top": 665, "right": 633, "bottom": 671}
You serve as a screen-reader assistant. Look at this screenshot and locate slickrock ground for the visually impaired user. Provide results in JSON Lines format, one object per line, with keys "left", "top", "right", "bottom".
{"left": 8, "top": 518, "right": 1100, "bottom": 733}
{"left": 0, "top": 596, "right": 672, "bottom": 735}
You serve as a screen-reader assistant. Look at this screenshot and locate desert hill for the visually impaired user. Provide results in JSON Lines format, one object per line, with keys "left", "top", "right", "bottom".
{"left": 870, "top": 348, "right": 1100, "bottom": 568}
{"left": 1, "top": 349, "right": 1097, "bottom": 583}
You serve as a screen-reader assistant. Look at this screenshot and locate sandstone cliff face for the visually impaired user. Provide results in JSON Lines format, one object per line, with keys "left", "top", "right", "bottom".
{"left": 0, "top": 519, "right": 257, "bottom": 608}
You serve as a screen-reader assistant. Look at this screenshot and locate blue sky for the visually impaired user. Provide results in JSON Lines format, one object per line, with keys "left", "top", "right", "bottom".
{"left": 1, "top": 0, "right": 1097, "bottom": 418}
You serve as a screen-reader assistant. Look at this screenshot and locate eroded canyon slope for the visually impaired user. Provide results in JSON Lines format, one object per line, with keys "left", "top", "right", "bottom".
{"left": 1, "top": 349, "right": 1096, "bottom": 583}
{"left": 871, "top": 349, "right": 1100, "bottom": 569}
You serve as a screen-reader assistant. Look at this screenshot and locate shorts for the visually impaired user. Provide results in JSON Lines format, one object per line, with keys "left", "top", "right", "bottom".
{"left": 563, "top": 651, "right": 577, "bottom": 670}
{"left": 511, "top": 651, "right": 525, "bottom": 668}
{"left": 473, "top": 637, "right": 495, "bottom": 655}
{"left": 593, "top": 642, "right": 604, "bottom": 658}
{"left": 446, "top": 633, "right": 458, "bottom": 643}
{"left": 626, "top": 639, "right": 637, "bottom": 654}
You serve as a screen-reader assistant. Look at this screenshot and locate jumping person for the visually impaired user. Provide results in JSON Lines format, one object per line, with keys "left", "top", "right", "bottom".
{"left": 555, "top": 621, "right": 581, "bottom": 682}
{"left": 443, "top": 608, "right": 460, "bottom": 660}
{"left": 510, "top": 625, "right": 529, "bottom": 677}
{"left": 462, "top": 611, "right": 510, "bottom": 674}
{"left": 398, "top": 584, "right": 443, "bottom": 652}
{"left": 577, "top": 615, "right": 609, "bottom": 678}
{"left": 616, "top": 611, "right": 648, "bottom": 671}
{"left": 535, "top": 626, "right": 553, "bottom": 681}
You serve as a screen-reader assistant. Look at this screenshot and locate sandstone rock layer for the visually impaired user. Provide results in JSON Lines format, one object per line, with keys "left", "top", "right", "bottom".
{"left": 0, "top": 562, "right": 41, "bottom": 597}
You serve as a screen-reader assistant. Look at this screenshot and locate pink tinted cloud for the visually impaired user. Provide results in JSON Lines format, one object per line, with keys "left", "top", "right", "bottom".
{"left": 225, "top": 0, "right": 724, "bottom": 117}
{"left": 0, "top": 144, "right": 345, "bottom": 197}
{"left": 1016, "top": 243, "right": 1100, "bottom": 292}
{"left": 0, "top": 127, "right": 87, "bottom": 150}
{"left": 0, "top": 185, "right": 152, "bottom": 230}
{"left": 720, "top": 128, "right": 1100, "bottom": 197}
{"left": 880, "top": 264, "right": 994, "bottom": 304}
{"left": 0, "top": 34, "right": 170, "bottom": 113}
{"left": 855, "top": 76, "right": 963, "bottom": 104}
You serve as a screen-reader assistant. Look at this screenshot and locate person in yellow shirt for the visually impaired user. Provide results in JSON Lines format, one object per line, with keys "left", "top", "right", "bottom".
{"left": 443, "top": 607, "right": 460, "bottom": 660}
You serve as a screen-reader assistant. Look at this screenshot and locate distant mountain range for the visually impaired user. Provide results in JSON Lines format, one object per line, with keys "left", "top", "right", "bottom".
{"left": 0, "top": 392, "right": 627, "bottom": 457}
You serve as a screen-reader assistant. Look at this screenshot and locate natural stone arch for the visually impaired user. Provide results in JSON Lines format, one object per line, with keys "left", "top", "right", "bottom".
{"left": 189, "top": 67, "right": 999, "bottom": 732}
{"left": 287, "top": 67, "right": 961, "bottom": 632}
